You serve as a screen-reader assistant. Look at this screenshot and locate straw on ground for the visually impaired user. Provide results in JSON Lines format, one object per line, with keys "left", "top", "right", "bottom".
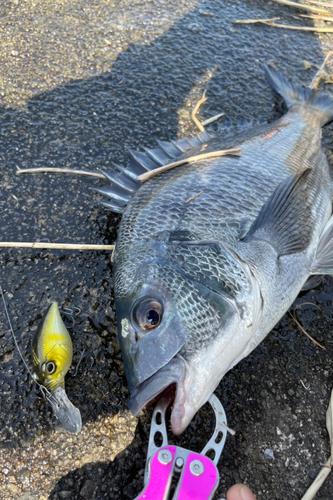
{"left": 0, "top": 242, "right": 115, "bottom": 250}
{"left": 138, "top": 149, "right": 241, "bottom": 182}
{"left": 235, "top": 19, "right": 333, "bottom": 32}
{"left": 272, "top": 0, "right": 332, "bottom": 17}
{"left": 289, "top": 311, "right": 325, "bottom": 350}
{"left": 16, "top": 166, "right": 105, "bottom": 178}
{"left": 301, "top": 389, "right": 333, "bottom": 500}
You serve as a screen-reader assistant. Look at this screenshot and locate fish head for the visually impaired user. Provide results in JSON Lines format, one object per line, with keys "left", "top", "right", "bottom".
{"left": 115, "top": 261, "right": 240, "bottom": 434}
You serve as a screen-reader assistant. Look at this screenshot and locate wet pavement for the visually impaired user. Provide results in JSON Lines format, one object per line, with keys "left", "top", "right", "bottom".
{"left": 0, "top": 0, "right": 333, "bottom": 499}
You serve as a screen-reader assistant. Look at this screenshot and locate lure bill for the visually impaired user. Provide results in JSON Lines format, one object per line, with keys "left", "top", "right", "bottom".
{"left": 32, "top": 302, "right": 82, "bottom": 434}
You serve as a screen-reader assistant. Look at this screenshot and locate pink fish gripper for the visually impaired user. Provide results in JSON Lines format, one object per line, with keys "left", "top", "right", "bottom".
{"left": 134, "top": 393, "right": 228, "bottom": 500}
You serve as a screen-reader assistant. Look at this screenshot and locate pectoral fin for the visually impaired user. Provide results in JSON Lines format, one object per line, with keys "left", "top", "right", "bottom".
{"left": 311, "top": 215, "right": 333, "bottom": 274}
{"left": 243, "top": 169, "right": 313, "bottom": 256}
{"left": 301, "top": 275, "right": 323, "bottom": 291}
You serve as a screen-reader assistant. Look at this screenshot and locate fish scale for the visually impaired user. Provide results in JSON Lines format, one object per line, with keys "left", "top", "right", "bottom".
{"left": 106, "top": 64, "right": 333, "bottom": 435}
{"left": 164, "top": 244, "right": 250, "bottom": 298}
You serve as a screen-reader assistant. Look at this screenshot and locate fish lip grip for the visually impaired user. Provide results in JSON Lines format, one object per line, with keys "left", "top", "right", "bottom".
{"left": 134, "top": 394, "right": 228, "bottom": 500}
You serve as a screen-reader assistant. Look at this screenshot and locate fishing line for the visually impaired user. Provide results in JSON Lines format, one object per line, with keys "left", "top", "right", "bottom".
{"left": 73, "top": 348, "right": 86, "bottom": 377}
{"left": 62, "top": 306, "right": 81, "bottom": 316}
{"left": 60, "top": 306, "right": 81, "bottom": 329}
{"left": 0, "top": 285, "right": 59, "bottom": 408}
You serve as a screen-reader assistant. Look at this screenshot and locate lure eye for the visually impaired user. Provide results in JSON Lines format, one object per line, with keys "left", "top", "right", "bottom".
{"left": 133, "top": 299, "right": 163, "bottom": 331}
{"left": 43, "top": 361, "right": 57, "bottom": 375}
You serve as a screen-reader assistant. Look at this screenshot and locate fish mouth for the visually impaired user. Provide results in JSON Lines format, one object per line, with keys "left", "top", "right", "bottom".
{"left": 129, "top": 355, "right": 187, "bottom": 435}
{"left": 50, "top": 386, "right": 82, "bottom": 434}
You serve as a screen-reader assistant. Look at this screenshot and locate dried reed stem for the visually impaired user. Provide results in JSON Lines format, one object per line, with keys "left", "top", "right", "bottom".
{"left": 0, "top": 242, "right": 115, "bottom": 250}
{"left": 289, "top": 312, "right": 326, "bottom": 350}
{"left": 272, "top": 0, "right": 332, "bottom": 16}
{"left": 191, "top": 90, "right": 207, "bottom": 132}
{"left": 305, "top": 0, "right": 333, "bottom": 7}
{"left": 138, "top": 149, "right": 241, "bottom": 182}
{"left": 301, "top": 457, "right": 332, "bottom": 500}
{"left": 298, "top": 14, "right": 333, "bottom": 21}
{"left": 16, "top": 166, "right": 105, "bottom": 178}
{"left": 235, "top": 19, "right": 333, "bottom": 31}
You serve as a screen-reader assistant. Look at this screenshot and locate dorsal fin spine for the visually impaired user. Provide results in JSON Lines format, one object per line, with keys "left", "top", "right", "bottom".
{"left": 100, "top": 200, "right": 125, "bottom": 213}
{"left": 112, "top": 162, "right": 139, "bottom": 182}
{"left": 156, "top": 140, "right": 175, "bottom": 158}
{"left": 97, "top": 169, "right": 138, "bottom": 194}
{"left": 128, "top": 148, "right": 155, "bottom": 172}
{"left": 92, "top": 187, "right": 132, "bottom": 204}
{"left": 143, "top": 147, "right": 164, "bottom": 166}
{"left": 171, "top": 140, "right": 186, "bottom": 153}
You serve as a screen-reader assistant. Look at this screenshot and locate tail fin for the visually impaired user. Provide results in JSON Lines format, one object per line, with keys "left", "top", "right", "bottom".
{"left": 263, "top": 63, "right": 333, "bottom": 126}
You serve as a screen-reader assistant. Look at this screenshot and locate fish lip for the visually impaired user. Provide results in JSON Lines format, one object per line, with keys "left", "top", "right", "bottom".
{"left": 129, "top": 355, "right": 187, "bottom": 431}
{"left": 50, "top": 386, "right": 82, "bottom": 434}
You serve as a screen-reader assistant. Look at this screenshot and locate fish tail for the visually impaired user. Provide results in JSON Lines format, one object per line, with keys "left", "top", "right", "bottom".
{"left": 263, "top": 63, "right": 333, "bottom": 126}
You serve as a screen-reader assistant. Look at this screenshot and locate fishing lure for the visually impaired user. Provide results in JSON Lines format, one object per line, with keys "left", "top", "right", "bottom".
{"left": 31, "top": 302, "right": 82, "bottom": 434}
{"left": 1, "top": 289, "right": 82, "bottom": 433}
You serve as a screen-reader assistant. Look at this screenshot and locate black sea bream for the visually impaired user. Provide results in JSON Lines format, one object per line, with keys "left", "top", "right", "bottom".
{"left": 97, "top": 65, "right": 333, "bottom": 434}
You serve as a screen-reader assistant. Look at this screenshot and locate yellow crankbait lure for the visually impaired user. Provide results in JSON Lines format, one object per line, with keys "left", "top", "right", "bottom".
{"left": 32, "top": 302, "right": 82, "bottom": 434}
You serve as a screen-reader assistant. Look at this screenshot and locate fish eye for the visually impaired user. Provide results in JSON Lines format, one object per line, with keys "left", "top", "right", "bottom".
{"left": 42, "top": 361, "right": 57, "bottom": 375}
{"left": 133, "top": 299, "right": 163, "bottom": 331}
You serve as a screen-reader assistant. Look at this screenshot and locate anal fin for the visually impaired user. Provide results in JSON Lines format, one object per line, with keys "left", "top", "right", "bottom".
{"left": 311, "top": 215, "right": 333, "bottom": 274}
{"left": 301, "top": 275, "right": 323, "bottom": 291}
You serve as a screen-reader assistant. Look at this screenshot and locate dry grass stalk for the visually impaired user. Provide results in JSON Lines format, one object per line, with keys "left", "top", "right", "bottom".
{"left": 300, "top": 379, "right": 310, "bottom": 390}
{"left": 327, "top": 390, "right": 333, "bottom": 460}
{"left": 221, "top": 421, "right": 236, "bottom": 436}
{"left": 235, "top": 18, "right": 281, "bottom": 24}
{"left": 301, "top": 458, "right": 332, "bottom": 500}
{"left": 310, "top": 51, "right": 333, "bottom": 89}
{"left": 289, "top": 312, "right": 326, "bottom": 349}
{"left": 298, "top": 14, "right": 333, "bottom": 21}
{"left": 301, "top": 389, "right": 333, "bottom": 499}
{"left": 191, "top": 89, "right": 224, "bottom": 131}
{"left": 295, "top": 302, "right": 324, "bottom": 313}
{"left": 306, "top": 0, "right": 333, "bottom": 7}
{"left": 235, "top": 19, "right": 333, "bottom": 31}
{"left": 185, "top": 191, "right": 203, "bottom": 204}
{"left": 202, "top": 113, "right": 225, "bottom": 126}
{"left": 272, "top": 0, "right": 332, "bottom": 16}
{"left": 0, "top": 242, "right": 115, "bottom": 250}
{"left": 138, "top": 149, "right": 241, "bottom": 182}
{"left": 16, "top": 166, "right": 105, "bottom": 178}
{"left": 191, "top": 90, "right": 208, "bottom": 132}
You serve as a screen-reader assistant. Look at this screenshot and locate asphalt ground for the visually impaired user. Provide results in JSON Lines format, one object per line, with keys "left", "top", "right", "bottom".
{"left": 0, "top": 0, "right": 333, "bottom": 499}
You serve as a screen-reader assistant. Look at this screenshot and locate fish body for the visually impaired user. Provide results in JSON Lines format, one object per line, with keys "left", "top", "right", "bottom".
{"left": 32, "top": 302, "right": 81, "bottom": 433}
{"left": 104, "top": 65, "right": 333, "bottom": 434}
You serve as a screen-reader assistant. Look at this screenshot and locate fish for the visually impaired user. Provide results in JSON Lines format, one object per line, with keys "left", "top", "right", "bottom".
{"left": 32, "top": 302, "right": 82, "bottom": 434}
{"left": 96, "top": 64, "right": 333, "bottom": 435}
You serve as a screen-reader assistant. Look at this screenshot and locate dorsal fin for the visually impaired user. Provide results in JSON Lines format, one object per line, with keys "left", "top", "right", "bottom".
{"left": 96, "top": 129, "right": 216, "bottom": 213}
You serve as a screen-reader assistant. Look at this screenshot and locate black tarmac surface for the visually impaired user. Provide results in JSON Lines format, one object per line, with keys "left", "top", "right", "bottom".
{"left": 0, "top": 0, "right": 333, "bottom": 499}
